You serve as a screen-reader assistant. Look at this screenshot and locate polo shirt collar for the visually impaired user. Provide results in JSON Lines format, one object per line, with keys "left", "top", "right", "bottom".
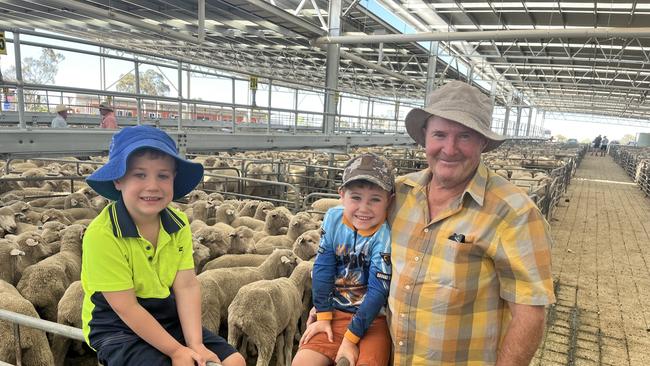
{"left": 401, "top": 161, "right": 488, "bottom": 207}
{"left": 109, "top": 198, "right": 185, "bottom": 238}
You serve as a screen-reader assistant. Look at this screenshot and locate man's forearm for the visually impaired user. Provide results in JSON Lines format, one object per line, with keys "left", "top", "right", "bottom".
{"left": 496, "top": 304, "right": 546, "bottom": 366}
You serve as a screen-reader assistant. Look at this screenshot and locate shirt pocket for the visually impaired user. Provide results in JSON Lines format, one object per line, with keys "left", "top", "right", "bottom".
{"left": 430, "top": 237, "right": 485, "bottom": 291}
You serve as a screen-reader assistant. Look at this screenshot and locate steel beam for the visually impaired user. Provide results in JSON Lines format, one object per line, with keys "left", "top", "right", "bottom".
{"left": 0, "top": 130, "right": 414, "bottom": 159}
{"left": 313, "top": 27, "right": 650, "bottom": 45}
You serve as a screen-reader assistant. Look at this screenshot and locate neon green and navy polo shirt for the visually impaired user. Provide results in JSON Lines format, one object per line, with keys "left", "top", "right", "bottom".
{"left": 80, "top": 198, "right": 195, "bottom": 350}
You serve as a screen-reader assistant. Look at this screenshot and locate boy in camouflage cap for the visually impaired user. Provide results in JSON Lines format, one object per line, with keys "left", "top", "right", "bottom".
{"left": 294, "top": 153, "right": 394, "bottom": 366}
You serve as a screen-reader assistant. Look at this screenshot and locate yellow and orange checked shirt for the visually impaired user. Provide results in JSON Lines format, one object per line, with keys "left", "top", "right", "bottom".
{"left": 388, "top": 162, "right": 555, "bottom": 366}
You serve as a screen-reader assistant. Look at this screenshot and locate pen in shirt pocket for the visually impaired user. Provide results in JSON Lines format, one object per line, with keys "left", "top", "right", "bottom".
{"left": 448, "top": 233, "right": 466, "bottom": 243}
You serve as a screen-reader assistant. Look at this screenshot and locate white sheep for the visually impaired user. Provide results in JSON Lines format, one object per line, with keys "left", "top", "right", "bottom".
{"left": 252, "top": 207, "right": 291, "bottom": 242}
{"left": 309, "top": 198, "right": 341, "bottom": 220}
{"left": 0, "top": 206, "right": 18, "bottom": 236}
{"left": 202, "top": 253, "right": 268, "bottom": 272}
{"left": 193, "top": 239, "right": 211, "bottom": 273}
{"left": 254, "top": 212, "right": 319, "bottom": 254}
{"left": 197, "top": 248, "right": 299, "bottom": 334}
{"left": 228, "top": 226, "right": 256, "bottom": 254}
{"left": 0, "top": 280, "right": 55, "bottom": 366}
{"left": 17, "top": 224, "right": 85, "bottom": 321}
{"left": 51, "top": 280, "right": 85, "bottom": 366}
{"left": 292, "top": 229, "right": 321, "bottom": 260}
{"left": 253, "top": 201, "right": 275, "bottom": 221}
{"left": 227, "top": 261, "right": 313, "bottom": 366}
{"left": 238, "top": 200, "right": 261, "bottom": 217}
{"left": 193, "top": 225, "right": 233, "bottom": 258}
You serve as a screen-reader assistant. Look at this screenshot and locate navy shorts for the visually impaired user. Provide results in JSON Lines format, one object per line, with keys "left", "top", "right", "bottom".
{"left": 96, "top": 327, "right": 236, "bottom": 366}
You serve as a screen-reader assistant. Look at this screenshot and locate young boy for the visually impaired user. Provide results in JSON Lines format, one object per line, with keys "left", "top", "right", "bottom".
{"left": 293, "top": 153, "right": 394, "bottom": 366}
{"left": 81, "top": 125, "right": 245, "bottom": 366}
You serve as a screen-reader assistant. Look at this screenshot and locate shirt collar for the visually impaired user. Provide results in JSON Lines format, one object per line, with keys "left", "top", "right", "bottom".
{"left": 109, "top": 198, "right": 185, "bottom": 238}
{"left": 341, "top": 212, "right": 384, "bottom": 237}
{"left": 401, "top": 161, "right": 488, "bottom": 207}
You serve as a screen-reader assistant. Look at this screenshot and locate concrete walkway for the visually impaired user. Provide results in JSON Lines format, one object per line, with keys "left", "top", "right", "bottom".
{"left": 532, "top": 154, "right": 650, "bottom": 366}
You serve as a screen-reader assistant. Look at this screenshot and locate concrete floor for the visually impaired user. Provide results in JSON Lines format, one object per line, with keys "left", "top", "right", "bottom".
{"left": 532, "top": 154, "right": 650, "bottom": 366}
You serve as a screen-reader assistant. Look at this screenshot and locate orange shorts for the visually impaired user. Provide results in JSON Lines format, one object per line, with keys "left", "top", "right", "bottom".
{"left": 299, "top": 310, "right": 391, "bottom": 366}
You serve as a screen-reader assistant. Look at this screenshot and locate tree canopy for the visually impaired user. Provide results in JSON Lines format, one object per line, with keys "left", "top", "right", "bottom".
{"left": 116, "top": 69, "right": 170, "bottom": 96}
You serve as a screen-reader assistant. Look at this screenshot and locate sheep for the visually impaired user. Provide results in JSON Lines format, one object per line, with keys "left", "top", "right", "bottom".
{"left": 52, "top": 280, "right": 85, "bottom": 366}
{"left": 254, "top": 212, "right": 319, "bottom": 254}
{"left": 63, "top": 192, "right": 93, "bottom": 209}
{"left": 228, "top": 226, "right": 256, "bottom": 254}
{"left": 17, "top": 224, "right": 85, "bottom": 321}
{"left": 61, "top": 207, "right": 99, "bottom": 222}
{"left": 0, "top": 240, "right": 28, "bottom": 285}
{"left": 254, "top": 201, "right": 275, "bottom": 221}
{"left": 227, "top": 261, "right": 313, "bottom": 366}
{"left": 197, "top": 248, "right": 299, "bottom": 334}
{"left": 207, "top": 192, "right": 225, "bottom": 203}
{"left": 0, "top": 280, "right": 55, "bottom": 366}
{"left": 202, "top": 254, "right": 268, "bottom": 272}
{"left": 252, "top": 207, "right": 291, "bottom": 242}
{"left": 0, "top": 206, "right": 18, "bottom": 236}
{"left": 193, "top": 239, "right": 211, "bottom": 273}
{"left": 20, "top": 167, "right": 48, "bottom": 188}
{"left": 292, "top": 229, "right": 321, "bottom": 260}
{"left": 193, "top": 225, "right": 232, "bottom": 258}
{"left": 187, "top": 190, "right": 208, "bottom": 203}
{"left": 238, "top": 200, "right": 261, "bottom": 217}
{"left": 41, "top": 208, "right": 74, "bottom": 225}
{"left": 191, "top": 199, "right": 217, "bottom": 223}
{"left": 40, "top": 220, "right": 67, "bottom": 243}
{"left": 214, "top": 202, "right": 237, "bottom": 225}
{"left": 310, "top": 197, "right": 340, "bottom": 215}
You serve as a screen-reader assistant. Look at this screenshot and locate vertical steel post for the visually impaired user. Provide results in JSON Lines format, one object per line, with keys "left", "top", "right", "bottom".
{"left": 502, "top": 106, "right": 510, "bottom": 136}
{"left": 135, "top": 59, "right": 141, "bottom": 125}
{"left": 525, "top": 107, "right": 534, "bottom": 136}
{"left": 323, "top": 0, "right": 341, "bottom": 135}
{"left": 177, "top": 60, "right": 182, "bottom": 130}
{"left": 425, "top": 41, "right": 439, "bottom": 104}
{"left": 514, "top": 106, "right": 522, "bottom": 137}
{"left": 13, "top": 32, "right": 25, "bottom": 130}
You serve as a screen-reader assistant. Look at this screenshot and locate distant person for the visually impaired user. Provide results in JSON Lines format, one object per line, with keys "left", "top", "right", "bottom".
{"left": 51, "top": 104, "right": 72, "bottom": 128}
{"left": 99, "top": 101, "right": 118, "bottom": 129}
{"left": 591, "top": 134, "right": 602, "bottom": 156}
{"left": 600, "top": 136, "right": 609, "bottom": 156}
{"left": 294, "top": 153, "right": 394, "bottom": 366}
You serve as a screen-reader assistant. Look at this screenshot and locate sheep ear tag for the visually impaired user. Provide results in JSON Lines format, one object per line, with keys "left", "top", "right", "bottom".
{"left": 26, "top": 238, "right": 38, "bottom": 247}
{"left": 10, "top": 249, "right": 25, "bottom": 256}
{"left": 280, "top": 255, "right": 291, "bottom": 264}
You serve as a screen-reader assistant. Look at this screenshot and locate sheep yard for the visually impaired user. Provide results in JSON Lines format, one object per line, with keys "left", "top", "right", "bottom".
{"left": 1, "top": 143, "right": 649, "bottom": 366}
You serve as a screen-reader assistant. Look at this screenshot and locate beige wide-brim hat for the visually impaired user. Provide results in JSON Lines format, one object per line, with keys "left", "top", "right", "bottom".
{"left": 405, "top": 81, "right": 506, "bottom": 152}
{"left": 98, "top": 101, "right": 114, "bottom": 112}
{"left": 55, "top": 104, "right": 72, "bottom": 113}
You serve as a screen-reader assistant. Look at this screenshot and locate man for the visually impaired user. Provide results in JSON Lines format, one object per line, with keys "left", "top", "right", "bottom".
{"left": 590, "top": 134, "right": 602, "bottom": 156}
{"left": 99, "top": 101, "right": 118, "bottom": 129}
{"left": 51, "top": 104, "right": 72, "bottom": 128}
{"left": 388, "top": 81, "right": 555, "bottom": 366}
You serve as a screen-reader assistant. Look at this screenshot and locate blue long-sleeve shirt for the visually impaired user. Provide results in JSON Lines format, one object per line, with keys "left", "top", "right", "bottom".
{"left": 312, "top": 206, "right": 392, "bottom": 341}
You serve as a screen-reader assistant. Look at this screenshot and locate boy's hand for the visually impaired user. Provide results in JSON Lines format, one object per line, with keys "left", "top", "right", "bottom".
{"left": 335, "top": 338, "right": 359, "bottom": 366}
{"left": 306, "top": 307, "right": 317, "bottom": 326}
{"left": 170, "top": 345, "right": 206, "bottom": 366}
{"left": 189, "top": 343, "right": 221, "bottom": 365}
{"left": 299, "top": 320, "right": 333, "bottom": 346}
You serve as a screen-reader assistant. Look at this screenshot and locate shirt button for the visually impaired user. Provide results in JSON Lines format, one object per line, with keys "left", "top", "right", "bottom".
{"left": 400, "top": 313, "right": 406, "bottom": 318}
{"left": 405, "top": 285, "right": 411, "bottom": 290}
{"left": 145, "top": 245, "right": 151, "bottom": 250}
{"left": 398, "top": 341, "right": 404, "bottom": 346}
{"left": 148, "top": 256, "right": 153, "bottom": 261}
{"left": 423, "top": 228, "right": 429, "bottom": 233}
{"left": 414, "top": 256, "right": 420, "bottom": 262}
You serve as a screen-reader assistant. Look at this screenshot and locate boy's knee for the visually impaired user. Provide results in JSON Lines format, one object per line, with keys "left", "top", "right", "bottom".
{"left": 221, "top": 352, "right": 246, "bottom": 366}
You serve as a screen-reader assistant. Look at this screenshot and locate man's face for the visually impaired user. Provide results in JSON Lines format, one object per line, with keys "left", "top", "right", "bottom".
{"left": 59, "top": 111, "right": 68, "bottom": 119}
{"left": 422, "top": 116, "right": 487, "bottom": 189}
{"left": 100, "top": 108, "right": 109, "bottom": 116}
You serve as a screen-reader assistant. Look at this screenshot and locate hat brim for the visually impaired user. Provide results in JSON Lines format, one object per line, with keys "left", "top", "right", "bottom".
{"left": 405, "top": 108, "right": 506, "bottom": 152}
{"left": 86, "top": 139, "right": 203, "bottom": 201}
{"left": 342, "top": 174, "right": 393, "bottom": 193}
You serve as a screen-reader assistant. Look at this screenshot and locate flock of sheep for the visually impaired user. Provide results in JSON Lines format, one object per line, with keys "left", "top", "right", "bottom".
{"left": 0, "top": 143, "right": 584, "bottom": 366}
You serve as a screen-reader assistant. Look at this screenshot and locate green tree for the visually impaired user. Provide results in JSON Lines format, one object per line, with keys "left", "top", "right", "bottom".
{"left": 620, "top": 134, "right": 636, "bottom": 145}
{"left": 2, "top": 48, "right": 65, "bottom": 111}
{"left": 554, "top": 134, "right": 567, "bottom": 142}
{"left": 116, "top": 69, "right": 170, "bottom": 96}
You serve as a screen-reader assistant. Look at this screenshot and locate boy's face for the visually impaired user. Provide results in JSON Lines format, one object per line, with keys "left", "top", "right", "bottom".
{"left": 114, "top": 152, "right": 176, "bottom": 223}
{"left": 339, "top": 184, "right": 392, "bottom": 231}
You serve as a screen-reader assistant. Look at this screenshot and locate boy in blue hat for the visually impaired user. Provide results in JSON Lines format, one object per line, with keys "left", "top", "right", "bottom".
{"left": 81, "top": 125, "right": 245, "bottom": 366}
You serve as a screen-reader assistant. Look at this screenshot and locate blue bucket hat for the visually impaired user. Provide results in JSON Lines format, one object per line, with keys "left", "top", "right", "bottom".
{"left": 86, "top": 125, "right": 204, "bottom": 201}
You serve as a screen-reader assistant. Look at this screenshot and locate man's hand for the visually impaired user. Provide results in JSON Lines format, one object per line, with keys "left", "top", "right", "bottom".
{"left": 496, "top": 302, "right": 546, "bottom": 366}
{"left": 335, "top": 338, "right": 359, "bottom": 366}
{"left": 188, "top": 343, "right": 221, "bottom": 366}
{"left": 300, "top": 320, "right": 333, "bottom": 346}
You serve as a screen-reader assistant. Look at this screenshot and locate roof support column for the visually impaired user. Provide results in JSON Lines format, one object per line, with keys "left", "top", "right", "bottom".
{"left": 13, "top": 32, "right": 25, "bottom": 130}
{"left": 502, "top": 106, "right": 510, "bottom": 136}
{"left": 323, "top": 0, "right": 342, "bottom": 135}
{"left": 539, "top": 110, "right": 546, "bottom": 137}
{"left": 177, "top": 60, "right": 183, "bottom": 131}
{"left": 514, "top": 106, "right": 522, "bottom": 137}
{"left": 525, "top": 108, "right": 533, "bottom": 136}
{"left": 425, "top": 41, "right": 439, "bottom": 103}
{"left": 135, "top": 59, "right": 141, "bottom": 125}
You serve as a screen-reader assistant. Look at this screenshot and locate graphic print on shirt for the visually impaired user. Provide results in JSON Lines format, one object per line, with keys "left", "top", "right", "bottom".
{"left": 333, "top": 237, "right": 370, "bottom": 307}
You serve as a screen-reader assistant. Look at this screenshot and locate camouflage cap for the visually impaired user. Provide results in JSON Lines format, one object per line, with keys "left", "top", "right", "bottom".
{"left": 341, "top": 153, "right": 394, "bottom": 192}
